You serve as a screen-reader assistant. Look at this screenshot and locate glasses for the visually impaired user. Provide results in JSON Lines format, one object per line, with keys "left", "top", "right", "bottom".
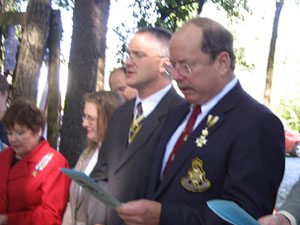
{"left": 82, "top": 115, "right": 97, "bottom": 123}
{"left": 164, "top": 62, "right": 194, "bottom": 78}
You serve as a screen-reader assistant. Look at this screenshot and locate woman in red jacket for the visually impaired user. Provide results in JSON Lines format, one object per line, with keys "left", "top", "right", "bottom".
{"left": 0, "top": 98, "right": 70, "bottom": 225}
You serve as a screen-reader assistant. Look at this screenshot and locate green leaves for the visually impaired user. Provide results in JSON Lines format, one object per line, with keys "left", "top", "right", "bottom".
{"left": 111, "top": 0, "right": 252, "bottom": 65}
{"left": 53, "top": 0, "right": 74, "bottom": 10}
{"left": 276, "top": 98, "right": 300, "bottom": 132}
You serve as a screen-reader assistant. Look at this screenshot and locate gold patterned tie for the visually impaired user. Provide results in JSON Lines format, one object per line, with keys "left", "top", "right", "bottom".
{"left": 128, "top": 102, "right": 144, "bottom": 144}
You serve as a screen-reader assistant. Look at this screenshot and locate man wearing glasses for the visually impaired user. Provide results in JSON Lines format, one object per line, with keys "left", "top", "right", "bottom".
{"left": 116, "top": 17, "right": 285, "bottom": 225}
{"left": 87, "top": 27, "right": 184, "bottom": 225}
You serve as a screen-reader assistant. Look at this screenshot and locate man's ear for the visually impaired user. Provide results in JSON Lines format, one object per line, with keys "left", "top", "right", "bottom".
{"left": 159, "top": 57, "right": 172, "bottom": 80}
{"left": 215, "top": 51, "right": 230, "bottom": 76}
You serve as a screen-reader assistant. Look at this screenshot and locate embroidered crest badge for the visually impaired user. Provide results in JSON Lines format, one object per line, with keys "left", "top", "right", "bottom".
{"left": 181, "top": 157, "right": 211, "bottom": 192}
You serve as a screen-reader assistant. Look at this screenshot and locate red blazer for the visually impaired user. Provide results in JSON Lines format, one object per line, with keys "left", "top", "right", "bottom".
{"left": 0, "top": 140, "right": 70, "bottom": 225}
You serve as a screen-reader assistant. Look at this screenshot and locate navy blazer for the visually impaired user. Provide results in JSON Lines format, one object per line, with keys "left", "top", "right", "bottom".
{"left": 147, "top": 82, "right": 285, "bottom": 225}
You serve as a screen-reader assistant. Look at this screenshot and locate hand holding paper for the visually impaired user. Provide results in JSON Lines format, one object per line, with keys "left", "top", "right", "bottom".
{"left": 60, "top": 168, "right": 121, "bottom": 209}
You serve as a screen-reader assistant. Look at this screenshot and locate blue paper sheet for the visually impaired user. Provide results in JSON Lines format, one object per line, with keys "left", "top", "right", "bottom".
{"left": 60, "top": 168, "right": 121, "bottom": 209}
{"left": 207, "top": 199, "right": 260, "bottom": 225}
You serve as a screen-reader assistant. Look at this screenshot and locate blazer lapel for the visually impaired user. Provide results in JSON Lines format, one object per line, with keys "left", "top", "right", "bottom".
{"left": 120, "top": 101, "right": 135, "bottom": 148}
{"left": 114, "top": 104, "right": 163, "bottom": 172}
{"left": 148, "top": 103, "right": 191, "bottom": 196}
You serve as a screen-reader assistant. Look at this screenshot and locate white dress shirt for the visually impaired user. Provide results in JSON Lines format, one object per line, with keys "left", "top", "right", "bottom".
{"left": 161, "top": 78, "right": 238, "bottom": 175}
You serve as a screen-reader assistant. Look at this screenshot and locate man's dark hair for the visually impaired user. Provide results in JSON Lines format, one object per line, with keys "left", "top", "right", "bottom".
{"left": 136, "top": 27, "right": 172, "bottom": 57}
{"left": 137, "top": 27, "right": 172, "bottom": 42}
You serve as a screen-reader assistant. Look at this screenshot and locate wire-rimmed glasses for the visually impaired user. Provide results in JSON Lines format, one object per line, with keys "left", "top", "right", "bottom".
{"left": 163, "top": 62, "right": 193, "bottom": 79}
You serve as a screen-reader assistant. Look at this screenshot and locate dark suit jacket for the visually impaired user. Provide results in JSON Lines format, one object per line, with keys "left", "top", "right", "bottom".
{"left": 147, "top": 82, "right": 285, "bottom": 225}
{"left": 88, "top": 87, "right": 184, "bottom": 225}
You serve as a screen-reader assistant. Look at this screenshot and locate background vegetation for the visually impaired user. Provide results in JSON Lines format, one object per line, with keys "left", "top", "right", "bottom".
{"left": 0, "top": 0, "right": 299, "bottom": 166}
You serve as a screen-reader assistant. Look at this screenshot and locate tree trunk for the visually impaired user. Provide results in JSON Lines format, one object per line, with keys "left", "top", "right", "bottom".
{"left": 47, "top": 10, "right": 61, "bottom": 149}
{"left": 12, "top": 0, "right": 51, "bottom": 103}
{"left": 264, "top": 0, "right": 284, "bottom": 107}
{"left": 59, "top": 0, "right": 110, "bottom": 167}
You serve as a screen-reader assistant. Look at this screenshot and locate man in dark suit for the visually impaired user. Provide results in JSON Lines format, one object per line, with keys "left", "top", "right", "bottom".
{"left": 86, "top": 27, "right": 184, "bottom": 225}
{"left": 116, "top": 17, "right": 285, "bottom": 225}
{"left": 258, "top": 180, "right": 300, "bottom": 225}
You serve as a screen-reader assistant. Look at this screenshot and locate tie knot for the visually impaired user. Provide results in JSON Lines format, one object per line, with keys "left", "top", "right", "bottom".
{"left": 128, "top": 102, "right": 144, "bottom": 144}
{"left": 191, "top": 105, "right": 201, "bottom": 117}
{"left": 184, "top": 105, "right": 201, "bottom": 135}
{"left": 136, "top": 102, "right": 143, "bottom": 118}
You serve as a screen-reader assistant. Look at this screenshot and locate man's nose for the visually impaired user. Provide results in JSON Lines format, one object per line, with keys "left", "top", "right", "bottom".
{"left": 125, "top": 56, "right": 134, "bottom": 66}
{"left": 173, "top": 70, "right": 185, "bottom": 81}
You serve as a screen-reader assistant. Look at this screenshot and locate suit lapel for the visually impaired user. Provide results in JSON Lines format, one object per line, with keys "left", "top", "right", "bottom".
{"left": 147, "top": 103, "right": 191, "bottom": 196}
{"left": 108, "top": 99, "right": 135, "bottom": 166}
{"left": 153, "top": 82, "right": 244, "bottom": 198}
{"left": 114, "top": 88, "right": 180, "bottom": 173}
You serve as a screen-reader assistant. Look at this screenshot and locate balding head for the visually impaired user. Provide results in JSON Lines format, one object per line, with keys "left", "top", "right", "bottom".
{"left": 109, "top": 67, "right": 138, "bottom": 101}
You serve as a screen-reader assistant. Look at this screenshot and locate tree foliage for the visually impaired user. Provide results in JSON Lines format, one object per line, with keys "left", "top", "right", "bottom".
{"left": 111, "top": 0, "right": 251, "bottom": 65}
{"left": 0, "top": 0, "right": 24, "bottom": 12}
{"left": 53, "top": 0, "right": 74, "bottom": 10}
{"left": 131, "top": 0, "right": 250, "bottom": 32}
{"left": 276, "top": 98, "right": 300, "bottom": 132}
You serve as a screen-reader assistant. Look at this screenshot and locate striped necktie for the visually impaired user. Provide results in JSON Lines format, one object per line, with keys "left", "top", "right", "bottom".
{"left": 163, "top": 105, "right": 201, "bottom": 175}
{"left": 128, "top": 102, "right": 144, "bottom": 144}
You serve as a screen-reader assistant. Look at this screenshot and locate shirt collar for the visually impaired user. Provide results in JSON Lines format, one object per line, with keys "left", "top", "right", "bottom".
{"left": 135, "top": 84, "right": 172, "bottom": 118}
{"left": 191, "top": 77, "right": 238, "bottom": 116}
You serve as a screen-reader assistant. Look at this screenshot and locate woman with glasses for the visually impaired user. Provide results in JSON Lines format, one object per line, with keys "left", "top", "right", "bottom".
{"left": 62, "top": 91, "right": 124, "bottom": 225}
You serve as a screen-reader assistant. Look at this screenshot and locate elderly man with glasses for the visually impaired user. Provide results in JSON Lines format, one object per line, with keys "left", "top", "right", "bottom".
{"left": 115, "top": 17, "right": 285, "bottom": 225}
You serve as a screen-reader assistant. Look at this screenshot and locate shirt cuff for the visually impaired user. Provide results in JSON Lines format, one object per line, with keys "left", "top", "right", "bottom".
{"left": 277, "top": 210, "right": 296, "bottom": 225}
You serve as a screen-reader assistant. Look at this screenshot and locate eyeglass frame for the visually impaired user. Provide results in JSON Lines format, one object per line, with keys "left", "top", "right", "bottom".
{"left": 163, "top": 61, "right": 196, "bottom": 79}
